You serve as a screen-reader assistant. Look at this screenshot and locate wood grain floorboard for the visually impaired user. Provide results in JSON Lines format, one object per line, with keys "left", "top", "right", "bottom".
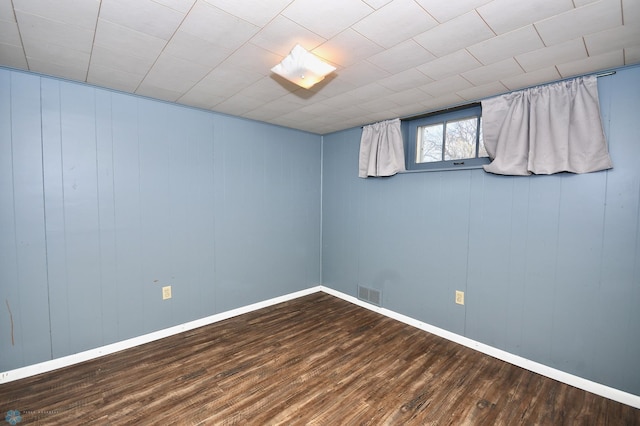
{"left": 1, "top": 293, "right": 638, "bottom": 425}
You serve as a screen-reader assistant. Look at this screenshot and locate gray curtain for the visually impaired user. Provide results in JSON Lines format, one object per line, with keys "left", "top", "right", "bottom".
{"left": 358, "top": 118, "right": 406, "bottom": 178}
{"left": 482, "top": 75, "right": 612, "bottom": 176}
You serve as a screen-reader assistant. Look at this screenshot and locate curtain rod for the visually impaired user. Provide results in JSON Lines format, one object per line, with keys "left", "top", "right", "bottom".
{"left": 361, "top": 70, "right": 618, "bottom": 128}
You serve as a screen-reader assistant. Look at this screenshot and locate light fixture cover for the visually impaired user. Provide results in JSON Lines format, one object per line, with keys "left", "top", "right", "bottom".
{"left": 271, "top": 44, "right": 336, "bottom": 89}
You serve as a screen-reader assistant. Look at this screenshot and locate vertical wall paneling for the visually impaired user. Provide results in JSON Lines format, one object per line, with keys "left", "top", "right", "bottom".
{"left": 466, "top": 172, "right": 516, "bottom": 349}
{"left": 1, "top": 68, "right": 321, "bottom": 371}
{"left": 41, "top": 78, "right": 70, "bottom": 358}
{"left": 590, "top": 70, "right": 640, "bottom": 391}
{"left": 0, "top": 70, "right": 24, "bottom": 369}
{"left": 95, "top": 89, "right": 118, "bottom": 346}
{"left": 110, "top": 93, "right": 145, "bottom": 340}
{"left": 321, "top": 65, "right": 640, "bottom": 396}
{"left": 212, "top": 117, "right": 320, "bottom": 313}
{"left": 4, "top": 72, "right": 52, "bottom": 366}
{"left": 518, "top": 175, "right": 562, "bottom": 362}
{"left": 550, "top": 172, "right": 607, "bottom": 377}
{"left": 187, "top": 108, "right": 216, "bottom": 321}
{"left": 165, "top": 106, "right": 215, "bottom": 324}
{"left": 138, "top": 98, "right": 173, "bottom": 331}
{"left": 320, "top": 128, "right": 361, "bottom": 297}
{"left": 60, "top": 81, "right": 103, "bottom": 354}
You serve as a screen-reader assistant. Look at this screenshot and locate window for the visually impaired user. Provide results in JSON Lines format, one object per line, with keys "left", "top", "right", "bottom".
{"left": 405, "top": 104, "right": 489, "bottom": 171}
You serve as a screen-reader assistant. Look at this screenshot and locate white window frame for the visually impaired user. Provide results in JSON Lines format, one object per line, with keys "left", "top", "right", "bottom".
{"left": 405, "top": 104, "right": 489, "bottom": 172}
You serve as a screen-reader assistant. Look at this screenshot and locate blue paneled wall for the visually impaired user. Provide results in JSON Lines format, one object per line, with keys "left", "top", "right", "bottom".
{"left": 0, "top": 69, "right": 321, "bottom": 371}
{"left": 2, "top": 64, "right": 639, "bottom": 399}
{"left": 322, "top": 65, "right": 640, "bottom": 396}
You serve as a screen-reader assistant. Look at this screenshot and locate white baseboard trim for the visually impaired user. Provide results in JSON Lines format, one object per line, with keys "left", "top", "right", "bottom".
{"left": 0, "top": 286, "right": 322, "bottom": 385}
{"left": 320, "top": 286, "right": 640, "bottom": 409}
{"left": 3, "top": 285, "right": 639, "bottom": 410}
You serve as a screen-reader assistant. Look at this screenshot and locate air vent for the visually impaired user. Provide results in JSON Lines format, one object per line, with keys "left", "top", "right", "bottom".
{"left": 357, "top": 285, "right": 382, "bottom": 306}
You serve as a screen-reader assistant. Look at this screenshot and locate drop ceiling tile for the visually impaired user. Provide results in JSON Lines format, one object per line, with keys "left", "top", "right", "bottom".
{"left": 417, "top": 49, "right": 482, "bottom": 80}
{"left": 100, "top": 0, "right": 185, "bottom": 40}
{"left": 353, "top": 0, "right": 438, "bottom": 48}
{"left": 456, "top": 80, "right": 508, "bottom": 101}
{"left": 14, "top": 0, "right": 100, "bottom": 30}
{"left": 584, "top": 25, "right": 640, "bottom": 57}
{"left": 384, "top": 87, "right": 432, "bottom": 105}
{"left": 274, "top": 109, "right": 318, "bottom": 125}
{"left": 377, "top": 68, "right": 433, "bottom": 91}
{"left": 142, "top": 53, "right": 211, "bottom": 93}
{"left": 90, "top": 44, "right": 155, "bottom": 76}
{"left": 624, "top": 47, "right": 640, "bottom": 64}
{"left": 0, "top": 19, "right": 21, "bottom": 46}
{"left": 203, "top": 0, "right": 290, "bottom": 26}
{"left": 367, "top": 39, "right": 435, "bottom": 74}
{"left": 362, "top": 0, "right": 394, "bottom": 9}
{"left": 87, "top": 63, "right": 145, "bottom": 92}
{"left": 16, "top": 11, "right": 94, "bottom": 53}
{"left": 187, "top": 65, "right": 263, "bottom": 98}
{"left": 22, "top": 38, "right": 90, "bottom": 71}
{"left": 313, "top": 29, "right": 384, "bottom": 68}
{"left": 94, "top": 19, "right": 166, "bottom": 61}
{"left": 164, "top": 30, "right": 232, "bottom": 68}
{"left": 535, "top": 0, "right": 622, "bottom": 46}
{"left": 392, "top": 102, "right": 432, "bottom": 117}
{"left": 334, "top": 104, "right": 370, "bottom": 120}
{"left": 282, "top": 0, "right": 373, "bottom": 39}
{"left": 467, "top": 25, "right": 544, "bottom": 65}
{"left": 359, "top": 96, "right": 402, "bottom": 113}
{"left": 215, "top": 94, "right": 265, "bottom": 116}
{"left": 135, "top": 83, "right": 184, "bottom": 102}
{"left": 236, "top": 76, "right": 298, "bottom": 102}
{"left": 477, "top": 0, "right": 573, "bottom": 35}
{"left": 180, "top": 0, "right": 259, "bottom": 49}
{"left": 250, "top": 15, "right": 326, "bottom": 57}
{"left": 624, "top": 0, "right": 640, "bottom": 24}
{"left": 0, "top": 1, "right": 15, "bottom": 21}
{"left": 462, "top": 58, "right": 523, "bottom": 86}
{"left": 297, "top": 102, "right": 338, "bottom": 116}
{"left": 0, "top": 45, "right": 28, "bottom": 69}
{"left": 27, "top": 57, "right": 88, "bottom": 81}
{"left": 420, "top": 74, "right": 473, "bottom": 97}
{"left": 320, "top": 93, "right": 364, "bottom": 109}
{"left": 420, "top": 93, "right": 467, "bottom": 112}
{"left": 334, "top": 60, "right": 390, "bottom": 87}
{"left": 413, "top": 11, "right": 494, "bottom": 58}
{"left": 413, "top": 0, "right": 492, "bottom": 23}
{"left": 304, "top": 75, "right": 357, "bottom": 98}
{"left": 223, "top": 43, "right": 283, "bottom": 76}
{"left": 177, "top": 88, "right": 227, "bottom": 110}
{"left": 152, "top": 0, "right": 196, "bottom": 14}
{"left": 278, "top": 90, "right": 328, "bottom": 106}
{"left": 243, "top": 104, "right": 292, "bottom": 122}
{"left": 342, "top": 83, "right": 395, "bottom": 101}
{"left": 556, "top": 50, "right": 624, "bottom": 77}
{"left": 499, "top": 66, "right": 561, "bottom": 91}
{"left": 516, "top": 38, "right": 587, "bottom": 72}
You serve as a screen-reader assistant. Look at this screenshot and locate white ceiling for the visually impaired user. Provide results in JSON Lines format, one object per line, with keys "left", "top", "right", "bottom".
{"left": 1, "top": 0, "right": 638, "bottom": 134}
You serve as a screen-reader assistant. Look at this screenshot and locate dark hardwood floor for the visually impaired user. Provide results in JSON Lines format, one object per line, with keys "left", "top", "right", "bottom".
{"left": 1, "top": 292, "right": 638, "bottom": 425}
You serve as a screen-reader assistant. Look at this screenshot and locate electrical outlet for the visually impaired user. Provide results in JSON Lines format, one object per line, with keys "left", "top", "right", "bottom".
{"left": 455, "top": 290, "right": 464, "bottom": 305}
{"left": 162, "top": 286, "right": 172, "bottom": 300}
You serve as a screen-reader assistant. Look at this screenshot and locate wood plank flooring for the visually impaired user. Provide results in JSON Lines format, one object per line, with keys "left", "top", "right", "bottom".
{"left": 1, "top": 292, "right": 639, "bottom": 425}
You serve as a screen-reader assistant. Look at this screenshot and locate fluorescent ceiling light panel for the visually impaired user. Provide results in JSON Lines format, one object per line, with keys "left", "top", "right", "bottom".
{"left": 271, "top": 44, "right": 336, "bottom": 89}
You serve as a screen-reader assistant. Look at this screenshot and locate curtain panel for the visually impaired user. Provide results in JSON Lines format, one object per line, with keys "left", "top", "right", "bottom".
{"left": 482, "top": 75, "right": 612, "bottom": 176}
{"left": 358, "top": 118, "right": 406, "bottom": 178}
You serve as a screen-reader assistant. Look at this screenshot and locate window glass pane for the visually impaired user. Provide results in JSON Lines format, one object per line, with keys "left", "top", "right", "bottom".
{"left": 444, "top": 117, "right": 477, "bottom": 160}
{"left": 478, "top": 120, "right": 488, "bottom": 158}
{"left": 416, "top": 123, "right": 443, "bottom": 163}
